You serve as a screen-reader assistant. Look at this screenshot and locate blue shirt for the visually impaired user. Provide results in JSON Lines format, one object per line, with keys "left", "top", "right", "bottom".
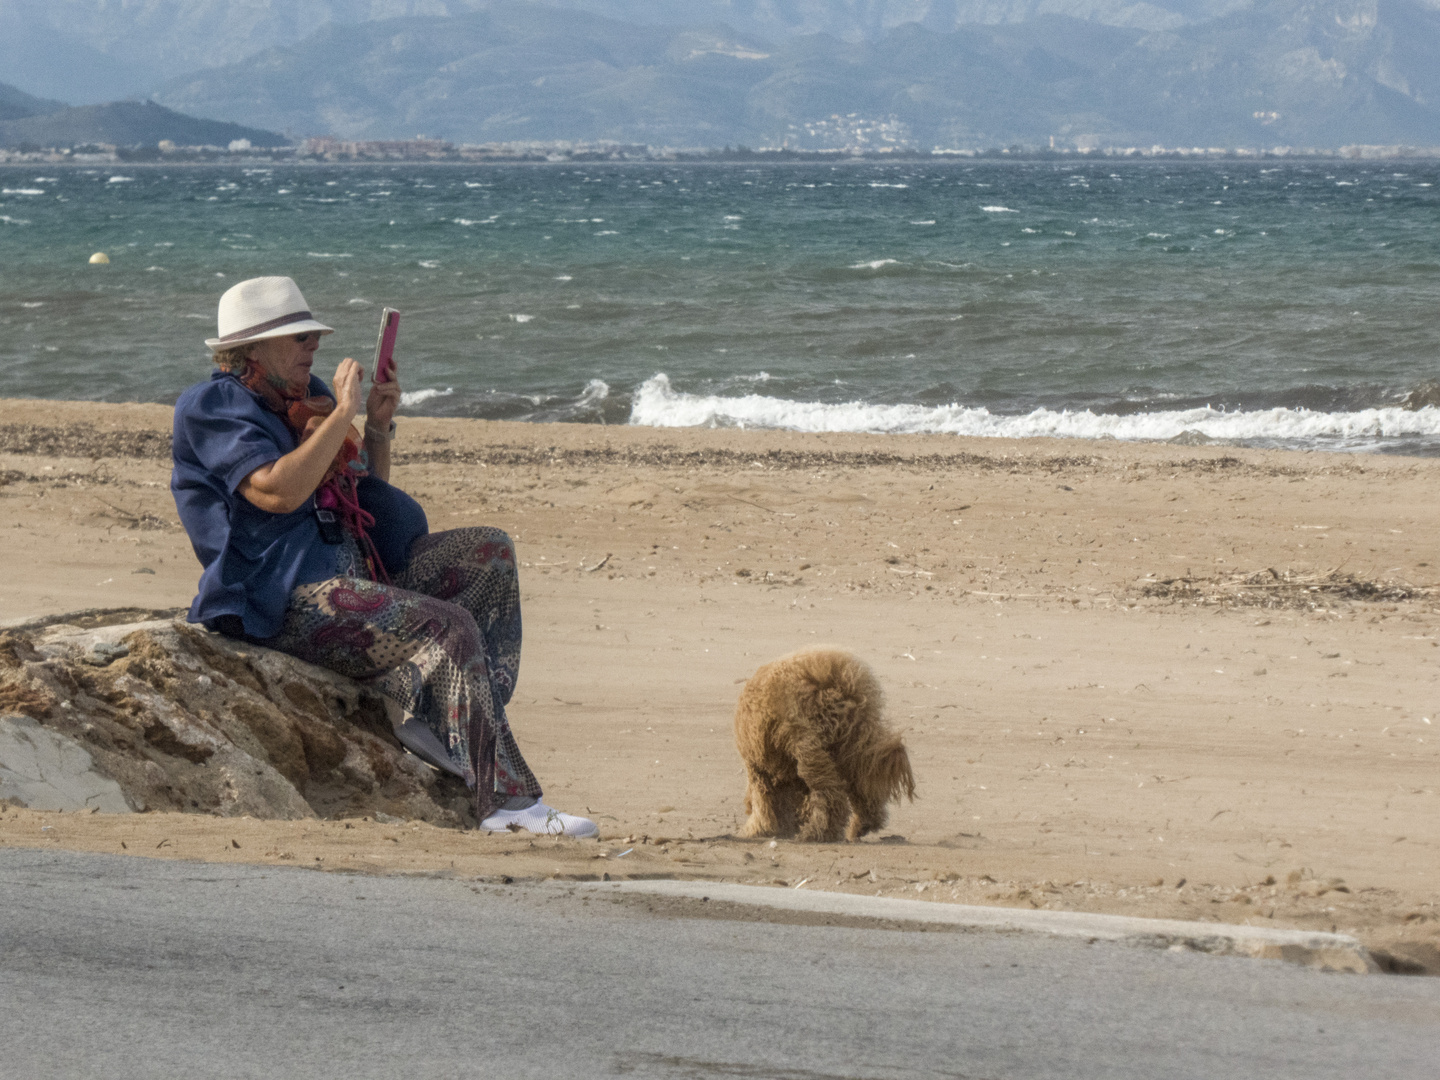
{"left": 171, "top": 371, "right": 340, "bottom": 639}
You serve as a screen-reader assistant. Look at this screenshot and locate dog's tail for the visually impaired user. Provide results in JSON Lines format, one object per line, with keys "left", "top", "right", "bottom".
{"left": 877, "top": 737, "right": 917, "bottom": 804}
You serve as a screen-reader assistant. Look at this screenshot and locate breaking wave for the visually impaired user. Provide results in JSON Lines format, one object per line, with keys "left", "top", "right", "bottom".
{"left": 400, "top": 387, "right": 454, "bottom": 407}
{"left": 628, "top": 374, "right": 1440, "bottom": 447}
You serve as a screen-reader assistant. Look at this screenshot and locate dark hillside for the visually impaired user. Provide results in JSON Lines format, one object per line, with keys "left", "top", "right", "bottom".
{"left": 0, "top": 82, "right": 67, "bottom": 123}
{"left": 0, "top": 100, "right": 287, "bottom": 149}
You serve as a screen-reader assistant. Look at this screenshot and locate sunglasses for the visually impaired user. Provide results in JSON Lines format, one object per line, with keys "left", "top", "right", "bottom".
{"left": 292, "top": 331, "right": 321, "bottom": 344}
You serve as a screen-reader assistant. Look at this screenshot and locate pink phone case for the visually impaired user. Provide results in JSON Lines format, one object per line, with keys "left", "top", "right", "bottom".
{"left": 374, "top": 308, "right": 400, "bottom": 382}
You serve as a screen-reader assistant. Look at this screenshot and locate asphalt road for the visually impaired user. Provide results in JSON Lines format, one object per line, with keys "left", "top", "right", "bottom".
{"left": 2, "top": 848, "right": 1437, "bottom": 1080}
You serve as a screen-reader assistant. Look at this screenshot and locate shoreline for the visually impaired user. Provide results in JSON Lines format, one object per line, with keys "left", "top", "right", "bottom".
{"left": 3, "top": 398, "right": 1439, "bottom": 971}
{"left": 4, "top": 400, "right": 1438, "bottom": 464}
{"left": 7, "top": 386, "right": 1440, "bottom": 461}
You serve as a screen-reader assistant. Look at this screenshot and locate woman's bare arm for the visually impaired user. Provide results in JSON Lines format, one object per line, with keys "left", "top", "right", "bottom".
{"left": 363, "top": 424, "right": 391, "bottom": 484}
{"left": 237, "top": 358, "right": 363, "bottom": 514}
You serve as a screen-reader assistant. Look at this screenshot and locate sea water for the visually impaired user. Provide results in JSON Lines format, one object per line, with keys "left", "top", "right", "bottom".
{"left": 3, "top": 160, "right": 1439, "bottom": 453}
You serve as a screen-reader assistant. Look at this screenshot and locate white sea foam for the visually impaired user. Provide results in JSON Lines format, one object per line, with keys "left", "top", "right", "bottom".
{"left": 851, "top": 258, "right": 898, "bottom": 270}
{"left": 106, "top": 176, "right": 134, "bottom": 183}
{"left": 981, "top": 205, "right": 1017, "bottom": 212}
{"left": 307, "top": 252, "right": 353, "bottom": 258}
{"left": 400, "top": 387, "right": 454, "bottom": 407}
{"left": 510, "top": 313, "right": 534, "bottom": 323}
{"left": 2, "top": 188, "right": 44, "bottom": 195}
{"left": 628, "top": 375, "right": 1440, "bottom": 444}
{"left": 0, "top": 215, "right": 29, "bottom": 225}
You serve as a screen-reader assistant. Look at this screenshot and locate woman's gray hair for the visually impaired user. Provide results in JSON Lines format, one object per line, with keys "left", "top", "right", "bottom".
{"left": 211, "top": 344, "right": 253, "bottom": 372}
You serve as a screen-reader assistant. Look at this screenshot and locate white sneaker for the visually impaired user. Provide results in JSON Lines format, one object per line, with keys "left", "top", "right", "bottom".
{"left": 480, "top": 802, "right": 598, "bottom": 838}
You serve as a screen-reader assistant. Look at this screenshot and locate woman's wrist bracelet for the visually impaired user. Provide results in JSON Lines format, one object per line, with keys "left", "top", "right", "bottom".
{"left": 365, "top": 420, "right": 396, "bottom": 442}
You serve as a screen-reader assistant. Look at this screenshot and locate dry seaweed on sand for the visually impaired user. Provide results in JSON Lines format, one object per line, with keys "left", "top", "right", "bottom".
{"left": 1138, "top": 568, "right": 1434, "bottom": 609}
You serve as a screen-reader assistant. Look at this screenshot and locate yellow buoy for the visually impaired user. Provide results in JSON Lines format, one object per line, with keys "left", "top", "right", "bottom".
{"left": 89, "top": 252, "right": 110, "bottom": 264}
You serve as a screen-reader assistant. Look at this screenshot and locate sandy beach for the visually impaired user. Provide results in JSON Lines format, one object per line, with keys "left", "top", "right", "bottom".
{"left": 3, "top": 398, "right": 1438, "bottom": 970}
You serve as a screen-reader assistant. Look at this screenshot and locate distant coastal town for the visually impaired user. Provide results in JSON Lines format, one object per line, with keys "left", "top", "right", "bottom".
{"left": 4, "top": 135, "right": 1439, "bottom": 165}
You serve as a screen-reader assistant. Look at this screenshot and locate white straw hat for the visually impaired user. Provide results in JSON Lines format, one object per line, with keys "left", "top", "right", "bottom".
{"left": 205, "top": 276, "right": 334, "bottom": 350}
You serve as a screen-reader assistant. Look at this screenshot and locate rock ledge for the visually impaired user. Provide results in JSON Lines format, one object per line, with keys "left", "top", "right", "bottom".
{"left": 0, "top": 612, "right": 473, "bottom": 826}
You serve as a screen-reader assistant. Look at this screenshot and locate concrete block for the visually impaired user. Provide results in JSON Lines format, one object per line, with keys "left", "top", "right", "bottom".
{"left": 577, "top": 879, "right": 1380, "bottom": 974}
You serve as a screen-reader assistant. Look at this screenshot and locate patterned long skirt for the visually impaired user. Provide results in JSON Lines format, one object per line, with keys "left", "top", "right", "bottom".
{"left": 264, "top": 526, "right": 541, "bottom": 821}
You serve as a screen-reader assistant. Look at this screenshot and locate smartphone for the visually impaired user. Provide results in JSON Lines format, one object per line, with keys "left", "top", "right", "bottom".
{"left": 373, "top": 307, "right": 401, "bottom": 383}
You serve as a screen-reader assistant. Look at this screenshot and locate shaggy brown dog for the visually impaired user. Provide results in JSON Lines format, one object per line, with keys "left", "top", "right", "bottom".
{"left": 734, "top": 647, "right": 916, "bottom": 842}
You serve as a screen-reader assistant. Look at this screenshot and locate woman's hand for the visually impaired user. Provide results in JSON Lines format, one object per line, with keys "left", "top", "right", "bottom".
{"left": 363, "top": 354, "right": 400, "bottom": 485}
{"left": 365, "top": 353, "right": 401, "bottom": 429}
{"left": 333, "top": 357, "right": 365, "bottom": 420}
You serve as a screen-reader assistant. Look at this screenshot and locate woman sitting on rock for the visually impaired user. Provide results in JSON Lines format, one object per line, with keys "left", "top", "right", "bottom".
{"left": 170, "top": 276, "right": 595, "bottom": 837}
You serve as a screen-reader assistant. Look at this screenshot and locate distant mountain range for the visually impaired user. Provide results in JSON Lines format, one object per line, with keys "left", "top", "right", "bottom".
{"left": 0, "top": 1, "right": 1270, "bottom": 103}
{"left": 4, "top": 0, "right": 1440, "bottom": 149}
{"left": 153, "top": 0, "right": 1440, "bottom": 148}
{"left": 0, "top": 91, "right": 287, "bottom": 150}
